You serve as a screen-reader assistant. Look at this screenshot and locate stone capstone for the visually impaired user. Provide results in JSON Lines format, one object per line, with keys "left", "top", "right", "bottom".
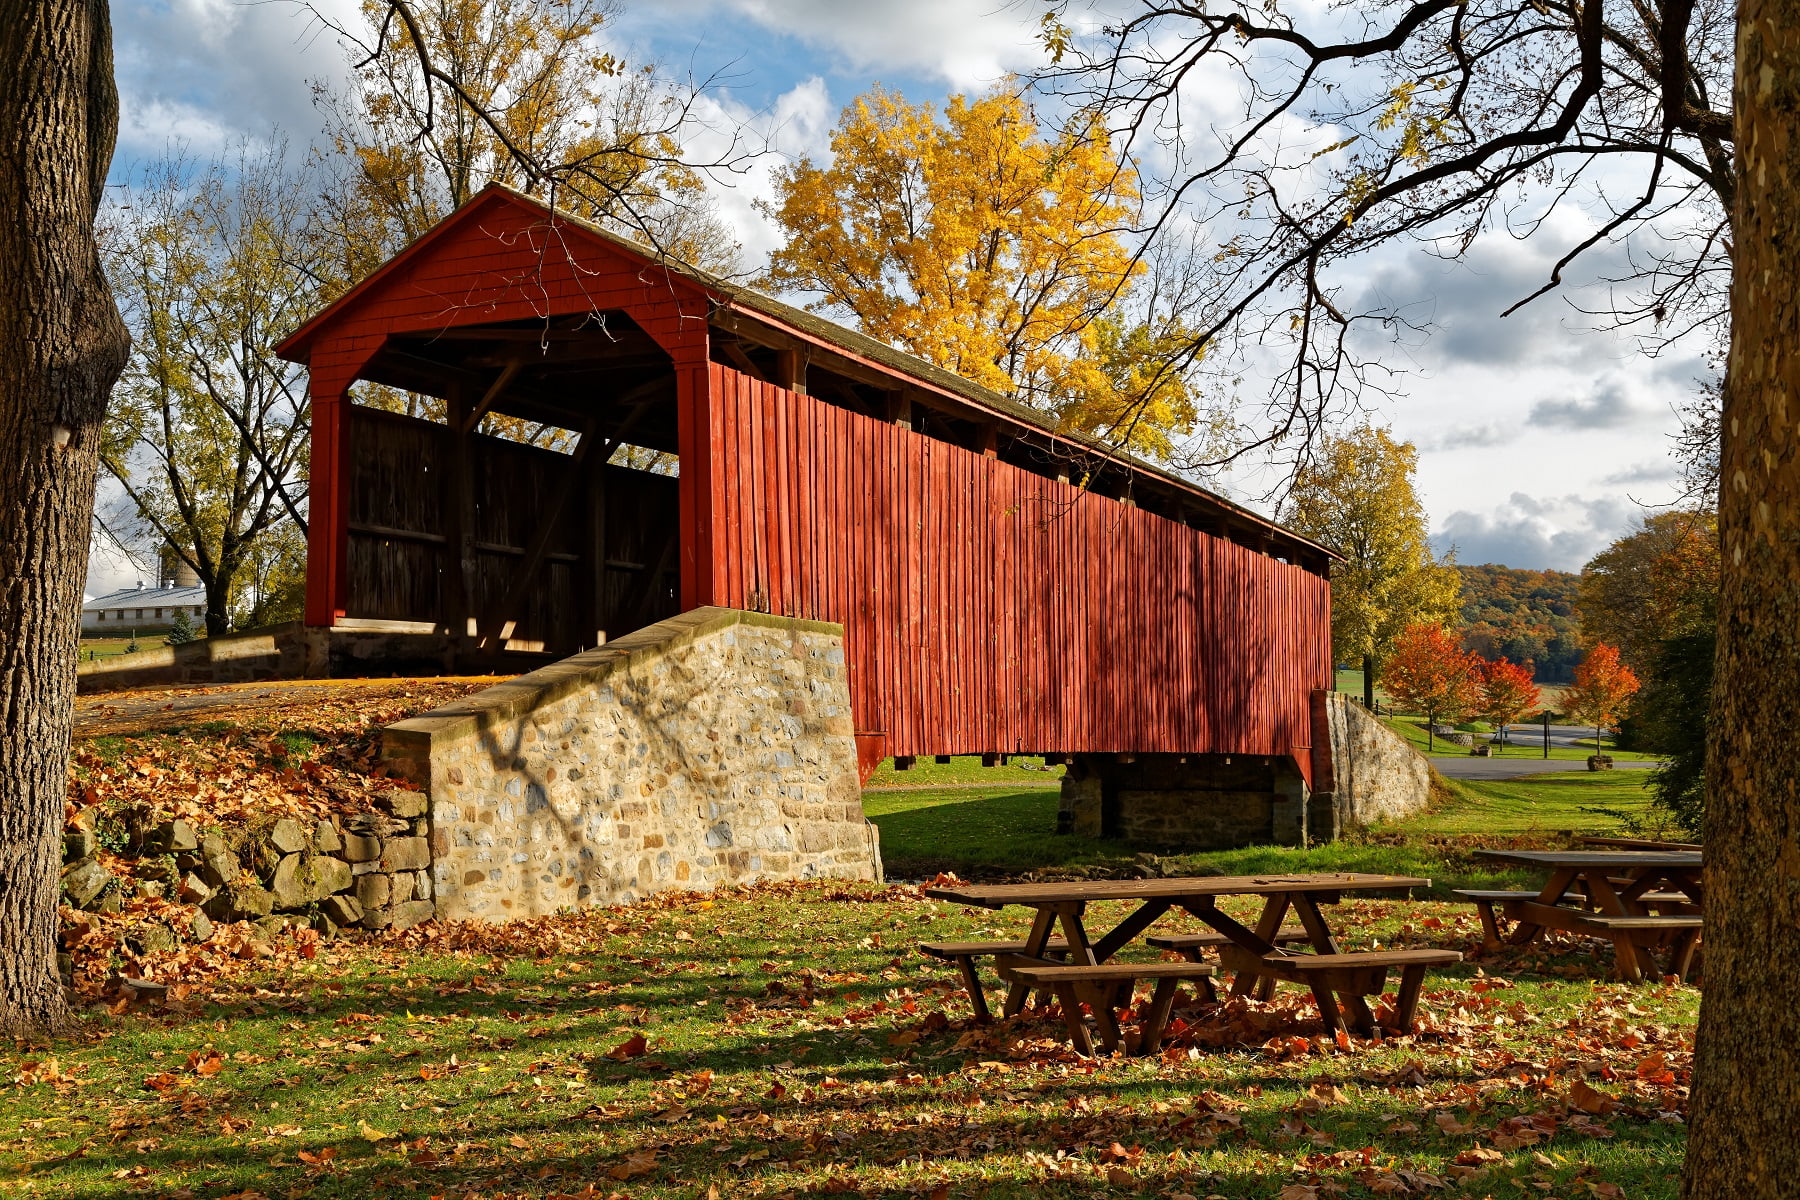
{"left": 62, "top": 859, "right": 112, "bottom": 908}
{"left": 347, "top": 812, "right": 408, "bottom": 837}
{"left": 313, "top": 820, "right": 342, "bottom": 854}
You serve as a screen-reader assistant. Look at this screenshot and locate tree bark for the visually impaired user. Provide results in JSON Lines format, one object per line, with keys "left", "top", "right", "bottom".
{"left": 0, "top": 2, "right": 129, "bottom": 1036}
{"left": 1681, "top": 3, "right": 1800, "bottom": 1194}
{"left": 1362, "top": 652, "right": 1375, "bottom": 710}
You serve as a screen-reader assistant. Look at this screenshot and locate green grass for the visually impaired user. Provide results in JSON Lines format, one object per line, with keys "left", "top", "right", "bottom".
{"left": 3, "top": 883, "right": 1695, "bottom": 1200}
{"left": 865, "top": 754, "right": 1063, "bottom": 789}
{"left": 1395, "top": 771, "right": 1658, "bottom": 836}
{"left": 1379, "top": 714, "right": 1661, "bottom": 762}
{"left": 866, "top": 786, "right": 1615, "bottom": 898}
{"left": 79, "top": 631, "right": 208, "bottom": 661}
{"left": 865, "top": 764, "right": 1663, "bottom": 894}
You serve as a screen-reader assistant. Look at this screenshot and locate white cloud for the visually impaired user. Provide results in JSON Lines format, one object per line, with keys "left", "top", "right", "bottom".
{"left": 1432, "top": 491, "right": 1641, "bottom": 571}
{"left": 636, "top": 0, "right": 1046, "bottom": 90}
{"left": 1527, "top": 376, "right": 1653, "bottom": 431}
{"left": 113, "top": 0, "right": 359, "bottom": 163}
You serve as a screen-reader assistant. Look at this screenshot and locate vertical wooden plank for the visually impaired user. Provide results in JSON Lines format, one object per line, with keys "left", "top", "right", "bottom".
{"left": 676, "top": 361, "right": 714, "bottom": 610}
{"left": 304, "top": 375, "right": 352, "bottom": 626}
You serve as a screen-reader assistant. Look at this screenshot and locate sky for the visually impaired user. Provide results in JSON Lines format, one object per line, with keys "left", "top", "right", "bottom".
{"left": 97, "top": 0, "right": 1710, "bottom": 591}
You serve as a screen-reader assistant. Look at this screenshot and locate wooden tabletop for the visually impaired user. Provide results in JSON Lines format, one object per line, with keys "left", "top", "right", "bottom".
{"left": 1473, "top": 849, "right": 1702, "bottom": 868}
{"left": 924, "top": 872, "right": 1430, "bottom": 910}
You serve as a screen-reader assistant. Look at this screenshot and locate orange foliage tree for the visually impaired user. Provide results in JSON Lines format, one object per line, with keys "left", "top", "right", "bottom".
{"left": 1477, "top": 657, "right": 1542, "bottom": 752}
{"left": 1381, "top": 623, "right": 1482, "bottom": 751}
{"left": 1563, "top": 644, "right": 1641, "bottom": 752}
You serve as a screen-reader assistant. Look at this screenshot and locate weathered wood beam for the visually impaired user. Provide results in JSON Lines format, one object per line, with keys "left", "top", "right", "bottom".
{"left": 624, "top": 531, "right": 679, "bottom": 631}
{"left": 476, "top": 420, "right": 600, "bottom": 651}
{"left": 885, "top": 390, "right": 913, "bottom": 431}
{"left": 346, "top": 521, "right": 447, "bottom": 545}
{"left": 462, "top": 361, "right": 523, "bottom": 435}
{"left": 444, "top": 389, "right": 475, "bottom": 642}
{"left": 774, "top": 347, "right": 807, "bottom": 394}
{"left": 719, "top": 340, "right": 768, "bottom": 382}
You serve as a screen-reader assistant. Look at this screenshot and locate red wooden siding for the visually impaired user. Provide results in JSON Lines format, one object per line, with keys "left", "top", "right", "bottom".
{"left": 704, "top": 365, "right": 1332, "bottom": 782}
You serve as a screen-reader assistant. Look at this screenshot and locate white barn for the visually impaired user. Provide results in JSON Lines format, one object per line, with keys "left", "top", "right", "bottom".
{"left": 82, "top": 582, "right": 207, "bottom": 635}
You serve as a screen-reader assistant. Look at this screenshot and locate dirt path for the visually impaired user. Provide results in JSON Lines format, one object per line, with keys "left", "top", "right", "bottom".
{"left": 73, "top": 676, "right": 504, "bottom": 739}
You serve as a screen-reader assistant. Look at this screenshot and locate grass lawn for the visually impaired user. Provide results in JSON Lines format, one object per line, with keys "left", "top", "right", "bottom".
{"left": 2, "top": 882, "right": 1694, "bottom": 1200}
{"left": 864, "top": 767, "right": 1662, "bottom": 898}
{"left": 1396, "top": 771, "right": 1663, "bottom": 837}
{"left": 864, "top": 755, "right": 1063, "bottom": 790}
{"left": 1378, "top": 715, "right": 1661, "bottom": 763}
{"left": 79, "top": 635, "right": 167, "bottom": 661}
{"left": 14, "top": 706, "right": 1690, "bottom": 1198}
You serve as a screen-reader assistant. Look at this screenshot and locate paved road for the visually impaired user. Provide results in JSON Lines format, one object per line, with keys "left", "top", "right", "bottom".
{"left": 1429, "top": 755, "right": 1662, "bottom": 781}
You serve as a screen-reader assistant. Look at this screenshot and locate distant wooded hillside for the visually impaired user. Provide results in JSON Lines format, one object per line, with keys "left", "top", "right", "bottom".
{"left": 1455, "top": 563, "right": 1586, "bottom": 682}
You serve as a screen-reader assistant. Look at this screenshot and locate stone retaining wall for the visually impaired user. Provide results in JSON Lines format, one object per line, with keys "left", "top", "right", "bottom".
{"left": 380, "top": 607, "right": 882, "bottom": 922}
{"left": 1320, "top": 693, "right": 1432, "bottom": 826}
{"left": 60, "top": 788, "right": 438, "bottom": 946}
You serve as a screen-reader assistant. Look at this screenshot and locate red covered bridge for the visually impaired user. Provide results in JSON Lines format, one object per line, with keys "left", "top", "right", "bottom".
{"left": 277, "top": 185, "right": 1342, "bottom": 843}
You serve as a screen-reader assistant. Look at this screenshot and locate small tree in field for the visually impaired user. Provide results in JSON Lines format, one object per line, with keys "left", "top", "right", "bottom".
{"left": 1382, "top": 624, "right": 1482, "bottom": 752}
{"left": 1565, "top": 644, "right": 1641, "bottom": 753}
{"left": 164, "top": 610, "right": 197, "bottom": 646}
{"left": 1478, "top": 657, "right": 1542, "bottom": 753}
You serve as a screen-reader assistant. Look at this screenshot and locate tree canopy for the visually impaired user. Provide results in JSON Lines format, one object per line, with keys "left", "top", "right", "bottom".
{"left": 101, "top": 144, "right": 317, "bottom": 634}
{"left": 1283, "top": 424, "right": 1460, "bottom": 704}
{"left": 1037, "top": 0, "right": 1734, "bottom": 470}
{"left": 1456, "top": 564, "right": 1586, "bottom": 682}
{"left": 761, "top": 84, "right": 1209, "bottom": 457}
{"left": 1383, "top": 622, "right": 1482, "bottom": 747}
{"left": 314, "top": 0, "right": 741, "bottom": 286}
{"left": 1579, "top": 510, "right": 1720, "bottom": 675}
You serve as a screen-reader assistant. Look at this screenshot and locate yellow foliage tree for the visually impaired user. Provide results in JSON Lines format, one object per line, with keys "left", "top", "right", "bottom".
{"left": 1283, "top": 425, "right": 1462, "bottom": 708}
{"left": 317, "top": 0, "right": 739, "bottom": 288}
{"left": 311, "top": 0, "right": 738, "bottom": 455}
{"left": 761, "top": 85, "right": 1201, "bottom": 457}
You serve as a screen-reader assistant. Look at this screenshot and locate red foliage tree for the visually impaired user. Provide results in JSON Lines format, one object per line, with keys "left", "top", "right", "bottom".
{"left": 1563, "top": 643, "right": 1641, "bottom": 752}
{"left": 1478, "top": 657, "right": 1542, "bottom": 753}
{"left": 1382, "top": 623, "right": 1482, "bottom": 751}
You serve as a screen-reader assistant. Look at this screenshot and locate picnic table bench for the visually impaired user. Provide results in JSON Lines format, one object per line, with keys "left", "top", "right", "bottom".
{"left": 1464, "top": 849, "right": 1703, "bottom": 981}
{"left": 923, "top": 873, "right": 1456, "bottom": 1052}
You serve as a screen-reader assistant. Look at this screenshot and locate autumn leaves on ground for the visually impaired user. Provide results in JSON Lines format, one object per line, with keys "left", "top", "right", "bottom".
{"left": 7, "top": 682, "right": 1690, "bottom": 1199}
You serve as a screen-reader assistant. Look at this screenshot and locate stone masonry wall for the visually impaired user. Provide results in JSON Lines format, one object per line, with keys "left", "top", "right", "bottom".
{"left": 1059, "top": 754, "right": 1316, "bottom": 849}
{"left": 1321, "top": 693, "right": 1432, "bottom": 827}
{"left": 380, "top": 608, "right": 882, "bottom": 922}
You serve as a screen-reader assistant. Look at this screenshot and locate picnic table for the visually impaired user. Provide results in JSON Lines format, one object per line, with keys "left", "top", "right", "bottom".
{"left": 922, "top": 873, "right": 1455, "bottom": 1052}
{"left": 1463, "top": 849, "right": 1704, "bottom": 981}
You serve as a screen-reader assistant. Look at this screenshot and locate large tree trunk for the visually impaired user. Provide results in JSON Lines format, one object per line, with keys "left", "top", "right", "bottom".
{"left": 1362, "top": 652, "right": 1375, "bottom": 710}
{"left": 1681, "top": 3, "right": 1800, "bottom": 1194}
{"left": 0, "top": 2, "right": 129, "bottom": 1036}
